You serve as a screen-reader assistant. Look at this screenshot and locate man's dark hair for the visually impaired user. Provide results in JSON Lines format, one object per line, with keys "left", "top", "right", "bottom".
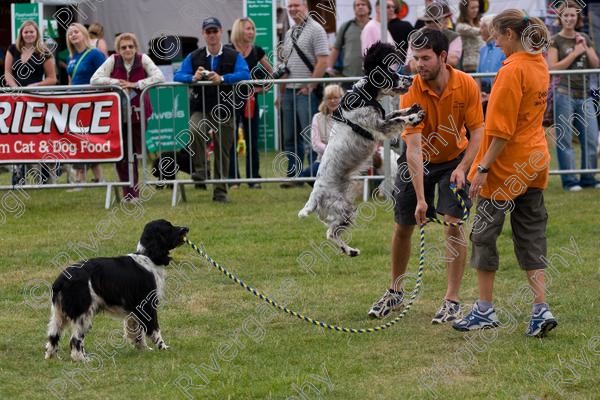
{"left": 409, "top": 27, "right": 449, "bottom": 56}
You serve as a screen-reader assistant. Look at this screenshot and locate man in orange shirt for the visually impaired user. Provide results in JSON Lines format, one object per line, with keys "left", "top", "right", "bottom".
{"left": 368, "top": 28, "right": 484, "bottom": 322}
{"left": 452, "top": 10, "right": 557, "bottom": 338}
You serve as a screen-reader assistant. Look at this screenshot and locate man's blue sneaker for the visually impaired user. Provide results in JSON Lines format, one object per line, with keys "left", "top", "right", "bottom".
{"left": 525, "top": 306, "right": 557, "bottom": 338}
{"left": 452, "top": 302, "right": 500, "bottom": 331}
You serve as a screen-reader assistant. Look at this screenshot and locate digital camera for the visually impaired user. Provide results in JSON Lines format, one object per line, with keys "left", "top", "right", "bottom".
{"left": 271, "top": 64, "right": 289, "bottom": 79}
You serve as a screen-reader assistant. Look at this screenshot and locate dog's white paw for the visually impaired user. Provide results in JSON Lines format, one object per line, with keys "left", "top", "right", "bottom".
{"left": 158, "top": 343, "right": 169, "bottom": 350}
{"left": 298, "top": 208, "right": 310, "bottom": 218}
{"left": 70, "top": 350, "right": 87, "bottom": 362}
{"left": 407, "top": 110, "right": 426, "bottom": 126}
{"left": 348, "top": 248, "right": 360, "bottom": 257}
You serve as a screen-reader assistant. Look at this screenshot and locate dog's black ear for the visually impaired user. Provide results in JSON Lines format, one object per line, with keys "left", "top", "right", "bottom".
{"left": 139, "top": 220, "right": 174, "bottom": 266}
{"left": 363, "top": 41, "right": 397, "bottom": 75}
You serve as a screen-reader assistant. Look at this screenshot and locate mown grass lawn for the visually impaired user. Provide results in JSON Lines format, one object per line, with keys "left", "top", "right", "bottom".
{"left": 1, "top": 148, "right": 599, "bottom": 400}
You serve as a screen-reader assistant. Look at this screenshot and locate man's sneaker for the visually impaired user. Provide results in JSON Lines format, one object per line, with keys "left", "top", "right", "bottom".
{"left": 368, "top": 289, "right": 403, "bottom": 319}
{"left": 452, "top": 302, "right": 500, "bottom": 331}
{"left": 431, "top": 299, "right": 461, "bottom": 324}
{"left": 525, "top": 306, "right": 557, "bottom": 338}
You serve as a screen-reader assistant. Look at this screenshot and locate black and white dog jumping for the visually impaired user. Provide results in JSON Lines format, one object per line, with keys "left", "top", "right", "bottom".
{"left": 44, "top": 219, "right": 189, "bottom": 361}
{"left": 298, "top": 42, "right": 425, "bottom": 257}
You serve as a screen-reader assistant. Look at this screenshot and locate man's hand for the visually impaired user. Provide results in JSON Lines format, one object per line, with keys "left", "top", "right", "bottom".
{"left": 298, "top": 85, "right": 313, "bottom": 96}
{"left": 193, "top": 67, "right": 206, "bottom": 82}
{"left": 206, "top": 71, "right": 222, "bottom": 85}
{"left": 450, "top": 167, "right": 467, "bottom": 190}
{"left": 415, "top": 200, "right": 428, "bottom": 226}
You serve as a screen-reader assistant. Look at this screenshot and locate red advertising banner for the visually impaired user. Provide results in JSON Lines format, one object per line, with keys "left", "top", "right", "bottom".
{"left": 0, "top": 92, "right": 123, "bottom": 163}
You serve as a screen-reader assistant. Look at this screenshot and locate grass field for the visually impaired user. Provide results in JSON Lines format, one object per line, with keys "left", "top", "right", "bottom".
{"left": 1, "top": 149, "right": 599, "bottom": 400}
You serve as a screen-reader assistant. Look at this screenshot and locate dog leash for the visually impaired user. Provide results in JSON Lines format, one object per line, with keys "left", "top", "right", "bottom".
{"left": 184, "top": 185, "right": 468, "bottom": 334}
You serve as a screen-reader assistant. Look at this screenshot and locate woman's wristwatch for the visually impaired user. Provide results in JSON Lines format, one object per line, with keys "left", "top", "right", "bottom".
{"left": 477, "top": 165, "right": 490, "bottom": 174}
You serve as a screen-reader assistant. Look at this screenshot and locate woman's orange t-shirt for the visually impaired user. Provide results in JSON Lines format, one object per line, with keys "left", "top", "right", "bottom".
{"left": 468, "top": 52, "right": 551, "bottom": 201}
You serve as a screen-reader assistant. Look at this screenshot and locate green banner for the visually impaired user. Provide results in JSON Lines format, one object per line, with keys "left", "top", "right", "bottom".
{"left": 246, "top": 0, "right": 277, "bottom": 151}
{"left": 11, "top": 3, "right": 42, "bottom": 43}
{"left": 145, "top": 85, "right": 191, "bottom": 153}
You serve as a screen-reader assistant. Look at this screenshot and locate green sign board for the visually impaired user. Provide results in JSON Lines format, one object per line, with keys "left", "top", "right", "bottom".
{"left": 245, "top": 0, "right": 277, "bottom": 151}
{"left": 11, "top": 3, "right": 43, "bottom": 43}
{"left": 145, "top": 85, "right": 191, "bottom": 153}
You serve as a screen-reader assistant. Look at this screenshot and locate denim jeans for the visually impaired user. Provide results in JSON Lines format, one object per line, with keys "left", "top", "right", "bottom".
{"left": 282, "top": 89, "right": 318, "bottom": 177}
{"left": 554, "top": 92, "right": 599, "bottom": 188}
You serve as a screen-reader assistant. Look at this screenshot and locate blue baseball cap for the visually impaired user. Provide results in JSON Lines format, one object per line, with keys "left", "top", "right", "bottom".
{"left": 202, "top": 17, "right": 222, "bottom": 31}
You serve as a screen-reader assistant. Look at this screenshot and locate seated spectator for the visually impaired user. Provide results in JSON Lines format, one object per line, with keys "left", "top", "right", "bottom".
{"left": 174, "top": 17, "right": 250, "bottom": 203}
{"left": 476, "top": 14, "right": 505, "bottom": 114}
{"left": 327, "top": 0, "right": 371, "bottom": 85}
{"left": 415, "top": 0, "right": 455, "bottom": 31}
{"left": 406, "top": 3, "right": 462, "bottom": 71}
{"left": 286, "top": 84, "right": 344, "bottom": 187}
{"left": 361, "top": 0, "right": 395, "bottom": 55}
{"left": 548, "top": 0, "right": 600, "bottom": 191}
{"left": 455, "top": 0, "right": 484, "bottom": 73}
{"left": 91, "top": 32, "right": 165, "bottom": 201}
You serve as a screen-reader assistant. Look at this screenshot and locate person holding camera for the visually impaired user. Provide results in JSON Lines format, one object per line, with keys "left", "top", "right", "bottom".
{"left": 174, "top": 17, "right": 250, "bottom": 203}
{"left": 277, "top": 0, "right": 329, "bottom": 188}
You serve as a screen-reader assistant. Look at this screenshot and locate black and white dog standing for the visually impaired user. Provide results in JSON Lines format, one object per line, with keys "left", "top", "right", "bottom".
{"left": 45, "top": 219, "right": 189, "bottom": 361}
{"left": 298, "top": 42, "right": 425, "bottom": 256}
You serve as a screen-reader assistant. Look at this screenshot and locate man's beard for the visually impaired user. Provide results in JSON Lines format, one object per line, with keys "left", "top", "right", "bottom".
{"left": 420, "top": 62, "right": 441, "bottom": 82}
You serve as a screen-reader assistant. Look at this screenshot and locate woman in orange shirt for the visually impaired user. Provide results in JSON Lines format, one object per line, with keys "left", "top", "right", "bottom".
{"left": 452, "top": 9, "right": 558, "bottom": 338}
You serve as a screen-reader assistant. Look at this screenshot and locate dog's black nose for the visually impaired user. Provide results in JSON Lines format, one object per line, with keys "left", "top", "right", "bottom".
{"left": 180, "top": 227, "right": 189, "bottom": 234}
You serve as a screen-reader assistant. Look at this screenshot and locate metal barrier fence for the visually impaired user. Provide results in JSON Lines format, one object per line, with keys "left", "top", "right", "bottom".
{"left": 0, "top": 85, "right": 134, "bottom": 209}
{"left": 2, "top": 69, "right": 598, "bottom": 209}
{"left": 140, "top": 69, "right": 600, "bottom": 206}
{"left": 139, "top": 77, "right": 383, "bottom": 206}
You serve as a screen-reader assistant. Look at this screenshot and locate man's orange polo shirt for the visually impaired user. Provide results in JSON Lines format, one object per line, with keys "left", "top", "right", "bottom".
{"left": 401, "top": 64, "right": 484, "bottom": 164}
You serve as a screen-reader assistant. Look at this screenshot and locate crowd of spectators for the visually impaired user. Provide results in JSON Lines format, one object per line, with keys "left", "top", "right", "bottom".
{"left": 2, "top": 0, "right": 600, "bottom": 197}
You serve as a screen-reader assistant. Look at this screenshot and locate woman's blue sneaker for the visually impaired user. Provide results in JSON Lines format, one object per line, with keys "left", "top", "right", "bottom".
{"left": 452, "top": 302, "right": 500, "bottom": 331}
{"left": 525, "top": 307, "right": 557, "bottom": 338}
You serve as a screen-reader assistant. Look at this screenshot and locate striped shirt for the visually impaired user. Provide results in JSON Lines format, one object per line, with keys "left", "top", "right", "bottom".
{"left": 282, "top": 17, "right": 330, "bottom": 89}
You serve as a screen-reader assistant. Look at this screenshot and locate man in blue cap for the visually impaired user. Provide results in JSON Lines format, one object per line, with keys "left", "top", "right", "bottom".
{"left": 175, "top": 17, "right": 250, "bottom": 203}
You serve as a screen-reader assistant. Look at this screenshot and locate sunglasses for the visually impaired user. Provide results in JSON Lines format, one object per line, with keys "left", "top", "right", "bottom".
{"left": 120, "top": 44, "right": 135, "bottom": 50}
{"left": 204, "top": 29, "right": 219, "bottom": 34}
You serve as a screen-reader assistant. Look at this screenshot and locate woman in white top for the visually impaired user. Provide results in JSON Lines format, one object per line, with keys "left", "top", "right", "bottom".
{"left": 88, "top": 22, "right": 108, "bottom": 56}
{"left": 91, "top": 32, "right": 165, "bottom": 200}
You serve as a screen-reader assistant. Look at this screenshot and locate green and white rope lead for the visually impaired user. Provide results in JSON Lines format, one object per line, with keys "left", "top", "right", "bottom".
{"left": 184, "top": 185, "right": 468, "bottom": 334}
